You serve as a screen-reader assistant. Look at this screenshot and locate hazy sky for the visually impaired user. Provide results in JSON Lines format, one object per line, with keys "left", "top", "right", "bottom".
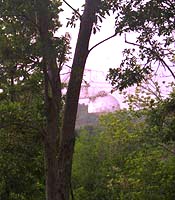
{"left": 57, "top": 1, "right": 133, "bottom": 109}
{"left": 59, "top": 0, "right": 128, "bottom": 72}
{"left": 59, "top": 1, "right": 173, "bottom": 109}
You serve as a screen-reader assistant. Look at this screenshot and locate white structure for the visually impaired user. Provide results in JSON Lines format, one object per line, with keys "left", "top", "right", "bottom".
{"left": 78, "top": 69, "right": 121, "bottom": 113}
{"left": 62, "top": 68, "right": 121, "bottom": 113}
{"left": 88, "top": 92, "right": 120, "bottom": 113}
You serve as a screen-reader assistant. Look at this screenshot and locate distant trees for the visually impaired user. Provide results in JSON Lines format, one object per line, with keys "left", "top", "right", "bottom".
{"left": 72, "top": 96, "right": 175, "bottom": 199}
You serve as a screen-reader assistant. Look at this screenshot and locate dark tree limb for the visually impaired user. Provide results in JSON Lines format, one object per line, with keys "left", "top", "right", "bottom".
{"left": 88, "top": 33, "right": 117, "bottom": 53}
{"left": 62, "top": 0, "right": 81, "bottom": 19}
{"left": 58, "top": 1, "right": 100, "bottom": 200}
{"left": 124, "top": 34, "right": 175, "bottom": 79}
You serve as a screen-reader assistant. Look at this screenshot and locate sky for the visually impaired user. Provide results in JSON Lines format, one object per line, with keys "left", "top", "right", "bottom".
{"left": 0, "top": 1, "right": 173, "bottom": 109}
{"left": 58, "top": 0, "right": 174, "bottom": 109}
{"left": 58, "top": 0, "right": 145, "bottom": 109}
{"left": 0, "top": 0, "right": 129, "bottom": 108}
{"left": 59, "top": 0, "right": 126, "bottom": 72}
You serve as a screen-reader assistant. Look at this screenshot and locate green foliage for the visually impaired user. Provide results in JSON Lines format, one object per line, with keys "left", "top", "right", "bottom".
{"left": 106, "top": 0, "right": 175, "bottom": 90}
{"left": 0, "top": 0, "right": 69, "bottom": 101}
{"left": 107, "top": 63, "right": 152, "bottom": 91}
{"left": 72, "top": 107, "right": 175, "bottom": 200}
{"left": 0, "top": 102, "right": 45, "bottom": 200}
{"left": 120, "top": 77, "right": 165, "bottom": 110}
{"left": 0, "top": 1, "right": 175, "bottom": 200}
{"left": 0, "top": 1, "right": 70, "bottom": 199}
{"left": 146, "top": 90, "right": 175, "bottom": 143}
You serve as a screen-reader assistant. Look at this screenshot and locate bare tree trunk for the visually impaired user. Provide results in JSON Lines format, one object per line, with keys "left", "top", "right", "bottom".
{"left": 58, "top": 1, "right": 99, "bottom": 200}
{"left": 38, "top": 0, "right": 99, "bottom": 200}
{"left": 37, "top": 1, "right": 61, "bottom": 200}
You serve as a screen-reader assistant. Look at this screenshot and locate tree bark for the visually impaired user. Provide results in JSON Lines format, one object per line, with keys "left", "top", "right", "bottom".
{"left": 38, "top": 0, "right": 100, "bottom": 200}
{"left": 58, "top": 1, "right": 99, "bottom": 200}
{"left": 37, "top": 1, "right": 61, "bottom": 200}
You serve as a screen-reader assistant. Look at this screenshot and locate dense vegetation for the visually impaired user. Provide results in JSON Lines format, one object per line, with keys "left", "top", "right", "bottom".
{"left": 0, "top": 0, "right": 175, "bottom": 199}
{"left": 1, "top": 91, "right": 175, "bottom": 199}
{"left": 72, "top": 96, "right": 175, "bottom": 200}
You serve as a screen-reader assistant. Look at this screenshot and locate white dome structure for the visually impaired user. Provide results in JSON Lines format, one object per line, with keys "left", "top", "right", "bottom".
{"left": 88, "top": 91, "right": 120, "bottom": 113}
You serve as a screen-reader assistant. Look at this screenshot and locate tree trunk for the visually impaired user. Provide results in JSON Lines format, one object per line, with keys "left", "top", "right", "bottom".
{"left": 37, "top": 1, "right": 61, "bottom": 200}
{"left": 38, "top": 0, "right": 99, "bottom": 200}
{"left": 58, "top": 1, "right": 99, "bottom": 200}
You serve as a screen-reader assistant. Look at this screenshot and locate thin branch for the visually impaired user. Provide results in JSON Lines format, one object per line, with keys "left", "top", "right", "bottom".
{"left": 154, "top": 60, "right": 161, "bottom": 75}
{"left": 62, "top": 0, "right": 81, "bottom": 19}
{"left": 65, "top": 64, "right": 72, "bottom": 69}
{"left": 125, "top": 34, "right": 175, "bottom": 80}
{"left": 140, "top": 84, "right": 162, "bottom": 101}
{"left": 60, "top": 71, "right": 71, "bottom": 76}
{"left": 148, "top": 40, "right": 175, "bottom": 80}
{"left": 88, "top": 33, "right": 117, "bottom": 54}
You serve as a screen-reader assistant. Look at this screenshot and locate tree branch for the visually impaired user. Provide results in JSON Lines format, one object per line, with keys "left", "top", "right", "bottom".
{"left": 124, "top": 34, "right": 175, "bottom": 79}
{"left": 62, "top": 0, "right": 81, "bottom": 19}
{"left": 148, "top": 40, "right": 175, "bottom": 80}
{"left": 88, "top": 33, "right": 117, "bottom": 54}
{"left": 140, "top": 84, "right": 162, "bottom": 101}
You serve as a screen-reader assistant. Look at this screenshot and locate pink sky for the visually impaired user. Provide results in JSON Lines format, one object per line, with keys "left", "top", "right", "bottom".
{"left": 58, "top": 1, "right": 174, "bottom": 109}
{"left": 59, "top": 0, "right": 126, "bottom": 71}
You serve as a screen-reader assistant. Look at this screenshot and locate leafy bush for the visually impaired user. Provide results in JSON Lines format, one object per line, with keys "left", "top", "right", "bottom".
{"left": 72, "top": 108, "right": 175, "bottom": 200}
